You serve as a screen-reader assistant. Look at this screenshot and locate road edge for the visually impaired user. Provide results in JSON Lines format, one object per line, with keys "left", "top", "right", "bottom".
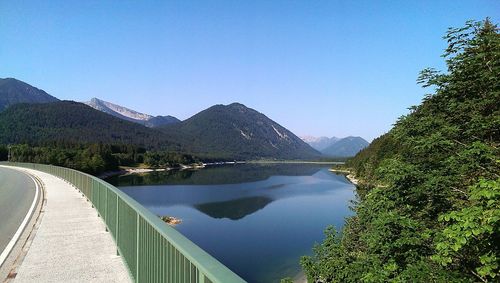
{"left": 0, "top": 168, "right": 45, "bottom": 282}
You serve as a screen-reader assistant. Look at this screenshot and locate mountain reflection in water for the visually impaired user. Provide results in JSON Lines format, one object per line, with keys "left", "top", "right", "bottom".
{"left": 107, "top": 164, "right": 350, "bottom": 220}
{"left": 195, "top": 196, "right": 273, "bottom": 220}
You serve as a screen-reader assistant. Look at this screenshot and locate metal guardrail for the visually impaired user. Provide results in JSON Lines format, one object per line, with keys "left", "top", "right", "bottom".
{"left": 2, "top": 162, "right": 245, "bottom": 283}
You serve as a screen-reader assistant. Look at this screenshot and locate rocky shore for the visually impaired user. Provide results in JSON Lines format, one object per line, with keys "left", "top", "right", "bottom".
{"left": 328, "top": 168, "right": 359, "bottom": 185}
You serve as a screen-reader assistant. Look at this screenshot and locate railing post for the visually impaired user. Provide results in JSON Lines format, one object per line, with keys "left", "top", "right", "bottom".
{"left": 136, "top": 213, "right": 140, "bottom": 282}
{"left": 116, "top": 196, "right": 120, "bottom": 255}
{"left": 96, "top": 183, "right": 100, "bottom": 217}
{"left": 105, "top": 188, "right": 108, "bottom": 232}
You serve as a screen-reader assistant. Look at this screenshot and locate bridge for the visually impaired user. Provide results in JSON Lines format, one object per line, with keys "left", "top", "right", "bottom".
{"left": 0, "top": 162, "right": 245, "bottom": 283}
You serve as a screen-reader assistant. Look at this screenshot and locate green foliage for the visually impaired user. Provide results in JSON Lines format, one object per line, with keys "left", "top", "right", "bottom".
{"left": 144, "top": 151, "right": 199, "bottom": 168}
{"left": 433, "top": 179, "right": 500, "bottom": 281}
{"left": 346, "top": 133, "right": 400, "bottom": 187}
{"left": 8, "top": 143, "right": 119, "bottom": 175}
{"left": 300, "top": 226, "right": 358, "bottom": 282}
{"left": 6, "top": 143, "right": 200, "bottom": 175}
{"left": 302, "top": 19, "right": 500, "bottom": 282}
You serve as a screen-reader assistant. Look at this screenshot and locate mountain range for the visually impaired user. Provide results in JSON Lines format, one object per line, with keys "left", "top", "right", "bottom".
{"left": 301, "top": 136, "right": 339, "bottom": 151}
{"left": 0, "top": 78, "right": 368, "bottom": 160}
{"left": 301, "top": 136, "right": 369, "bottom": 157}
{"left": 321, "top": 136, "right": 369, "bottom": 157}
{"left": 85, "top": 98, "right": 180, "bottom": 127}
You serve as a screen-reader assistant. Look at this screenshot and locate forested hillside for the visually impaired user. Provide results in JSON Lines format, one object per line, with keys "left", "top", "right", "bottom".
{"left": 0, "top": 101, "right": 180, "bottom": 150}
{"left": 160, "top": 103, "right": 320, "bottom": 160}
{"left": 301, "top": 20, "right": 499, "bottom": 282}
{"left": 0, "top": 101, "right": 191, "bottom": 174}
{"left": 0, "top": 100, "right": 321, "bottom": 173}
{"left": 0, "top": 97, "right": 320, "bottom": 162}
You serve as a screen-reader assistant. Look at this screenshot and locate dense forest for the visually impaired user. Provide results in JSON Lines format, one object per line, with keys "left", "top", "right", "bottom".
{"left": 301, "top": 19, "right": 499, "bottom": 282}
{"left": 0, "top": 143, "right": 199, "bottom": 175}
{"left": 0, "top": 101, "right": 181, "bottom": 150}
{"left": 143, "top": 151, "right": 200, "bottom": 168}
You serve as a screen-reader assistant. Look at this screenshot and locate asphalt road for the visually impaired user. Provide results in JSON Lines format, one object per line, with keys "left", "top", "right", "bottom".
{"left": 0, "top": 167, "right": 37, "bottom": 257}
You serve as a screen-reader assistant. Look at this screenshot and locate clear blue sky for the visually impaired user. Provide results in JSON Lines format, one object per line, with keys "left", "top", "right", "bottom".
{"left": 1, "top": 1, "right": 498, "bottom": 141}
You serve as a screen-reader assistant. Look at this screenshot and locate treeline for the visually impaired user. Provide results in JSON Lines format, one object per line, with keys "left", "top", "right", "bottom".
{"left": 144, "top": 151, "right": 200, "bottom": 168}
{"left": 301, "top": 19, "right": 500, "bottom": 282}
{"left": 2, "top": 144, "right": 138, "bottom": 175}
{"left": 1, "top": 143, "right": 199, "bottom": 175}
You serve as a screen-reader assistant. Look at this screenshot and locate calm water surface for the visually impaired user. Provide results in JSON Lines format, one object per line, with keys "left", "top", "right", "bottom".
{"left": 106, "top": 164, "right": 355, "bottom": 283}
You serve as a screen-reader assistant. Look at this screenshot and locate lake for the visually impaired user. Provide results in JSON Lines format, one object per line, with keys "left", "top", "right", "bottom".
{"left": 106, "top": 163, "right": 355, "bottom": 282}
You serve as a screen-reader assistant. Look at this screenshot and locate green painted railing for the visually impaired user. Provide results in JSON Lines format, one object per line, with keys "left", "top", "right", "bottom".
{"left": 2, "top": 162, "right": 245, "bottom": 283}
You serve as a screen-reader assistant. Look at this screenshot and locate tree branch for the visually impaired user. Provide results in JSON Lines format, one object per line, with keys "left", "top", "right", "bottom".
{"left": 471, "top": 270, "right": 487, "bottom": 283}
{"left": 453, "top": 139, "right": 468, "bottom": 147}
{"left": 451, "top": 187, "right": 468, "bottom": 198}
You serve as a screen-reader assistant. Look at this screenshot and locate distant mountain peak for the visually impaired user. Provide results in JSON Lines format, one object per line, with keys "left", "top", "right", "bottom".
{"left": 321, "top": 136, "right": 369, "bottom": 157}
{"left": 86, "top": 97, "right": 153, "bottom": 121}
{"left": 0, "top": 77, "right": 59, "bottom": 111}
{"left": 85, "top": 97, "right": 180, "bottom": 127}
{"left": 301, "top": 136, "right": 339, "bottom": 151}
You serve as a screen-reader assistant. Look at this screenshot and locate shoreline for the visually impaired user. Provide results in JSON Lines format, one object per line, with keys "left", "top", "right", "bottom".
{"left": 248, "top": 160, "right": 344, "bottom": 165}
{"left": 98, "top": 167, "right": 167, "bottom": 179}
{"left": 329, "top": 168, "right": 359, "bottom": 185}
{"left": 293, "top": 271, "right": 307, "bottom": 283}
{"left": 98, "top": 161, "right": 243, "bottom": 179}
{"left": 99, "top": 161, "right": 347, "bottom": 180}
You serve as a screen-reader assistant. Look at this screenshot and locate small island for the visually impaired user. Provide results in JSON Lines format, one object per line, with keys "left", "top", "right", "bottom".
{"left": 160, "top": 216, "right": 182, "bottom": 226}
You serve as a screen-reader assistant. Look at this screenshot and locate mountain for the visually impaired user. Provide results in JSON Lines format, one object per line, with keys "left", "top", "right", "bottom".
{"left": 0, "top": 79, "right": 319, "bottom": 160}
{"left": 301, "top": 136, "right": 339, "bottom": 151}
{"left": 320, "top": 136, "right": 369, "bottom": 157}
{"left": 160, "top": 103, "right": 321, "bottom": 160}
{"left": 85, "top": 98, "right": 180, "bottom": 127}
{"left": 301, "top": 135, "right": 369, "bottom": 157}
{"left": 0, "top": 78, "right": 59, "bottom": 111}
{"left": 0, "top": 101, "right": 180, "bottom": 150}
{"left": 145, "top": 115, "right": 180, "bottom": 127}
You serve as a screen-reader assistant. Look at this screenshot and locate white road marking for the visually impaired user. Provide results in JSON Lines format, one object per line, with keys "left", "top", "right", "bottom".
{"left": 0, "top": 172, "right": 40, "bottom": 267}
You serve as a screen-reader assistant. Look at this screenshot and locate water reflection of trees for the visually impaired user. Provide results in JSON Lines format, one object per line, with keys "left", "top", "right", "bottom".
{"left": 106, "top": 163, "right": 323, "bottom": 186}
